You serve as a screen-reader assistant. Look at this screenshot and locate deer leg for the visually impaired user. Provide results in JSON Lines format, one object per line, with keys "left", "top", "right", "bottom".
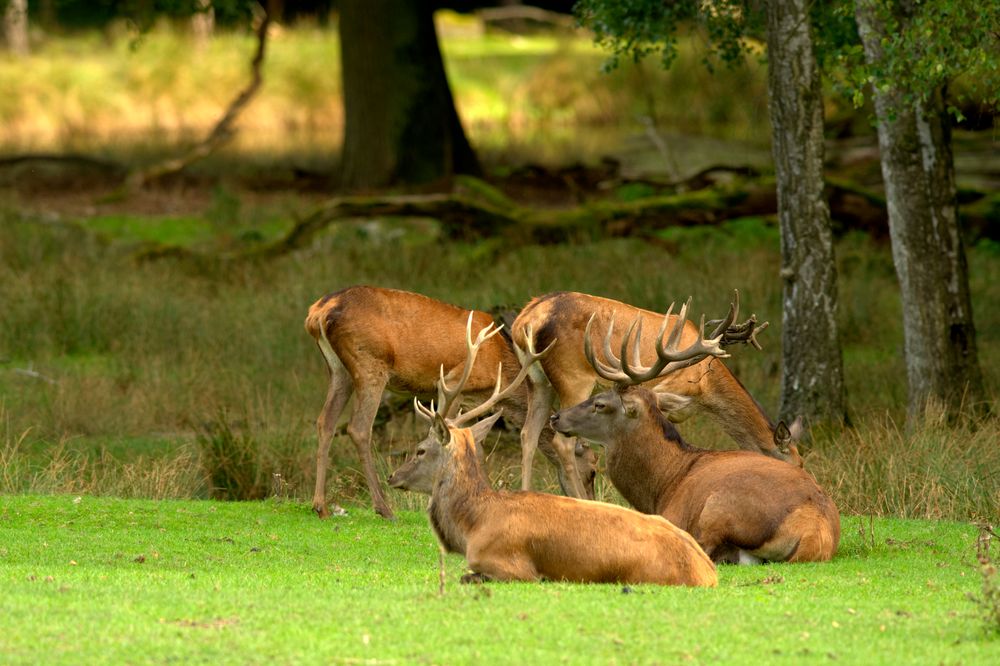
{"left": 466, "top": 553, "right": 539, "bottom": 582}
{"left": 519, "top": 379, "right": 555, "bottom": 492}
{"left": 346, "top": 373, "right": 395, "bottom": 520}
{"left": 544, "top": 382, "right": 598, "bottom": 499}
{"left": 313, "top": 352, "right": 354, "bottom": 519}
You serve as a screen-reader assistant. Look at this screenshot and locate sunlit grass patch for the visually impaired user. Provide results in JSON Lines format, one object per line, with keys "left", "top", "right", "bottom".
{"left": 0, "top": 496, "right": 996, "bottom": 664}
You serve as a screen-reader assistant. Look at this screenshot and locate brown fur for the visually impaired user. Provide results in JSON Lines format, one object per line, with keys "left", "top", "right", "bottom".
{"left": 552, "top": 388, "right": 839, "bottom": 564}
{"left": 427, "top": 426, "right": 718, "bottom": 586}
{"left": 304, "top": 285, "right": 596, "bottom": 519}
{"left": 511, "top": 292, "right": 803, "bottom": 493}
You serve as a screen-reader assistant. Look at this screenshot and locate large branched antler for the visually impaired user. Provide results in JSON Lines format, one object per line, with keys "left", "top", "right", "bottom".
{"left": 584, "top": 297, "right": 730, "bottom": 386}
{"left": 413, "top": 313, "right": 554, "bottom": 430}
{"left": 705, "top": 289, "right": 770, "bottom": 350}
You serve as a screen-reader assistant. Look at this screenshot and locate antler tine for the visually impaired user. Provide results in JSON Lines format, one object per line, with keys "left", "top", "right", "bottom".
{"left": 437, "top": 312, "right": 503, "bottom": 419}
{"left": 618, "top": 318, "right": 641, "bottom": 378}
{"left": 664, "top": 298, "right": 691, "bottom": 351}
{"left": 746, "top": 320, "right": 769, "bottom": 350}
{"left": 704, "top": 289, "right": 772, "bottom": 349}
{"left": 451, "top": 324, "right": 555, "bottom": 427}
{"left": 584, "top": 313, "right": 630, "bottom": 383}
{"left": 707, "top": 289, "right": 739, "bottom": 341}
{"left": 618, "top": 298, "right": 732, "bottom": 385}
{"left": 413, "top": 397, "right": 437, "bottom": 423}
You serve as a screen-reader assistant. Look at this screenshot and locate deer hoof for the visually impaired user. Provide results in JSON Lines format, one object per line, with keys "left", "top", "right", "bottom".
{"left": 460, "top": 572, "right": 491, "bottom": 585}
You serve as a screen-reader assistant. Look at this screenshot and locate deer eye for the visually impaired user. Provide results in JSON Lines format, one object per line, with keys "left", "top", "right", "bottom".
{"left": 593, "top": 401, "right": 606, "bottom": 412}
{"left": 416, "top": 448, "right": 426, "bottom": 457}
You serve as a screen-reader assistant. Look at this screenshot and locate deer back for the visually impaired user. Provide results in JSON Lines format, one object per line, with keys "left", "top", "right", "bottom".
{"left": 514, "top": 291, "right": 799, "bottom": 464}
{"left": 306, "top": 285, "right": 522, "bottom": 396}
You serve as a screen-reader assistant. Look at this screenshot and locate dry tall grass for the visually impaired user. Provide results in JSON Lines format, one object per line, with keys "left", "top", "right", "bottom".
{"left": 1, "top": 214, "right": 997, "bottom": 518}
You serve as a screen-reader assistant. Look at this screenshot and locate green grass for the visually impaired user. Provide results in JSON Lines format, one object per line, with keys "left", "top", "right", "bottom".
{"left": 0, "top": 495, "right": 996, "bottom": 664}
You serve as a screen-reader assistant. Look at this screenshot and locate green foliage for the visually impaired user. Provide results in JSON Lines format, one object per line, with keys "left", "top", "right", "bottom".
{"left": 195, "top": 409, "right": 311, "bottom": 501}
{"left": 832, "top": 0, "right": 1000, "bottom": 113}
{"left": 1, "top": 496, "right": 997, "bottom": 664}
{"left": 575, "top": 0, "right": 757, "bottom": 72}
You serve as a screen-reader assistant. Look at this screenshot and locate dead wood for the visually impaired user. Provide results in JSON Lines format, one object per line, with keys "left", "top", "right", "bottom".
{"left": 124, "top": 7, "right": 271, "bottom": 191}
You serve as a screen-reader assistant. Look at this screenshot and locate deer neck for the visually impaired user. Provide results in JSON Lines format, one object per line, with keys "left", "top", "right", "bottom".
{"left": 428, "top": 430, "right": 492, "bottom": 555}
{"left": 605, "top": 408, "right": 698, "bottom": 516}
{"left": 701, "top": 361, "right": 777, "bottom": 455}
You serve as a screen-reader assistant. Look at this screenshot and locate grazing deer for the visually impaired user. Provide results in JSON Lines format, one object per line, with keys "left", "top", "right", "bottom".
{"left": 390, "top": 315, "right": 718, "bottom": 587}
{"left": 511, "top": 290, "right": 802, "bottom": 494}
{"left": 550, "top": 304, "right": 840, "bottom": 564}
{"left": 304, "top": 285, "right": 596, "bottom": 519}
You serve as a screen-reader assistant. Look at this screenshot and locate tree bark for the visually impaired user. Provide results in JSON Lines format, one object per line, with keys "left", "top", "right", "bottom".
{"left": 855, "top": 0, "right": 985, "bottom": 422}
{"left": 338, "top": 0, "right": 480, "bottom": 190}
{"left": 765, "top": 0, "right": 847, "bottom": 426}
{"left": 191, "top": 0, "right": 215, "bottom": 51}
{"left": 4, "top": 0, "right": 29, "bottom": 56}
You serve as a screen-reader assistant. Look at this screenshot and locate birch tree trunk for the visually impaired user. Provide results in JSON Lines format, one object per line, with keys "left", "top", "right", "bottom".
{"left": 4, "top": 0, "right": 29, "bottom": 56}
{"left": 765, "top": 0, "right": 846, "bottom": 425}
{"left": 855, "top": 0, "right": 985, "bottom": 423}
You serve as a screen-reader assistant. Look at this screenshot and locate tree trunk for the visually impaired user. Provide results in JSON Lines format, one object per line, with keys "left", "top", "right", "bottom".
{"left": 4, "top": 0, "right": 29, "bottom": 56}
{"left": 764, "top": 0, "right": 846, "bottom": 426}
{"left": 191, "top": 0, "right": 215, "bottom": 51}
{"left": 338, "top": 0, "right": 480, "bottom": 190}
{"left": 855, "top": 0, "right": 985, "bottom": 423}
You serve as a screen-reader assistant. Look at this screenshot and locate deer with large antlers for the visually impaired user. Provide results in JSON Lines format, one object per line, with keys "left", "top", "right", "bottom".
{"left": 550, "top": 301, "right": 840, "bottom": 564}
{"left": 512, "top": 290, "right": 801, "bottom": 495}
{"left": 304, "top": 285, "right": 596, "bottom": 519}
{"left": 389, "top": 315, "right": 718, "bottom": 587}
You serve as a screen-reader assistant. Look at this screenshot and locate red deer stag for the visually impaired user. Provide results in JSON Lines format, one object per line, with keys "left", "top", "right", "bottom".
{"left": 550, "top": 303, "right": 840, "bottom": 564}
{"left": 512, "top": 290, "right": 802, "bottom": 494}
{"left": 389, "top": 315, "right": 718, "bottom": 587}
{"left": 304, "top": 285, "right": 596, "bottom": 519}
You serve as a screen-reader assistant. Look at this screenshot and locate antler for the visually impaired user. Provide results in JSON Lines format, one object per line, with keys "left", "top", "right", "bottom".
{"left": 450, "top": 324, "right": 553, "bottom": 428}
{"left": 584, "top": 298, "right": 730, "bottom": 386}
{"left": 436, "top": 312, "right": 504, "bottom": 420}
{"left": 705, "top": 289, "right": 770, "bottom": 350}
{"left": 414, "top": 313, "right": 554, "bottom": 431}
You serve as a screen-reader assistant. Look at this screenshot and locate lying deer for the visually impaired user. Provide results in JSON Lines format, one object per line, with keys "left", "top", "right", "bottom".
{"left": 304, "top": 285, "right": 596, "bottom": 519}
{"left": 512, "top": 290, "right": 802, "bottom": 494}
{"left": 390, "top": 315, "right": 718, "bottom": 587}
{"left": 550, "top": 303, "right": 840, "bottom": 564}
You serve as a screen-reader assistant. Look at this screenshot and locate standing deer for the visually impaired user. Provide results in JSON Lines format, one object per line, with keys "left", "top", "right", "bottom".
{"left": 550, "top": 303, "right": 840, "bottom": 564}
{"left": 390, "top": 315, "right": 718, "bottom": 587}
{"left": 304, "top": 285, "right": 596, "bottom": 519}
{"left": 512, "top": 290, "right": 802, "bottom": 495}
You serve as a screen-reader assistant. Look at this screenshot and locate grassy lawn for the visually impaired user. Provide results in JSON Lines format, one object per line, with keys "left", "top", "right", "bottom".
{"left": 1, "top": 495, "right": 995, "bottom": 665}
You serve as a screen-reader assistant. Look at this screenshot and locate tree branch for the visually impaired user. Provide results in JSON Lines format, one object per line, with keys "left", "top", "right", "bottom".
{"left": 125, "top": 6, "right": 271, "bottom": 190}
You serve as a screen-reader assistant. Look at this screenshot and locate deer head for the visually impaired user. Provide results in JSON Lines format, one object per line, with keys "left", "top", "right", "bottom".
{"left": 552, "top": 298, "right": 730, "bottom": 441}
{"left": 388, "top": 313, "right": 552, "bottom": 493}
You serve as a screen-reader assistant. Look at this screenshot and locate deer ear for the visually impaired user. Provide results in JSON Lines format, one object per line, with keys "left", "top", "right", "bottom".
{"left": 787, "top": 416, "right": 805, "bottom": 441}
{"left": 654, "top": 392, "right": 693, "bottom": 415}
{"left": 774, "top": 420, "right": 792, "bottom": 448}
{"left": 468, "top": 411, "right": 503, "bottom": 447}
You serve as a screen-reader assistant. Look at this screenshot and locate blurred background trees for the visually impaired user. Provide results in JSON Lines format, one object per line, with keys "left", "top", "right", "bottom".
{"left": 1, "top": 0, "right": 997, "bottom": 444}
